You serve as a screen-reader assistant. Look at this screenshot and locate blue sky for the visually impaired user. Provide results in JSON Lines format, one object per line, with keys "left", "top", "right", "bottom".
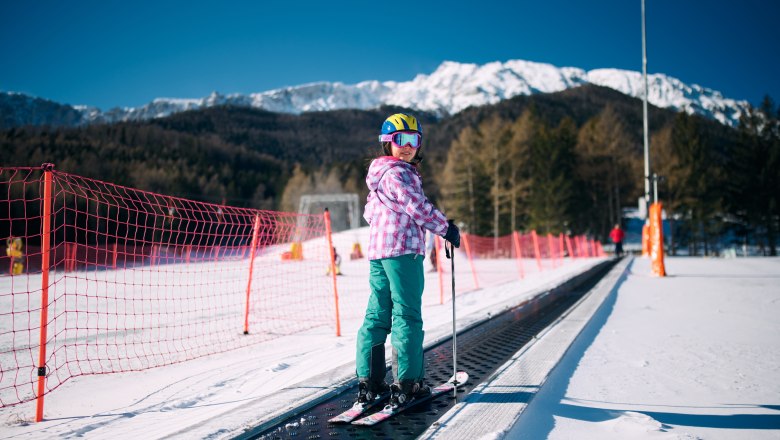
{"left": 1, "top": 0, "right": 777, "bottom": 110}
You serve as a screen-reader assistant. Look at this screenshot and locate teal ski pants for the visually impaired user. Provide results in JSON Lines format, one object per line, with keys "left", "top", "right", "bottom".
{"left": 356, "top": 254, "right": 425, "bottom": 382}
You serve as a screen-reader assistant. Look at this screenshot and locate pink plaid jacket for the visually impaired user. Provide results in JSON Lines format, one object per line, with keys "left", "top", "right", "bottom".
{"left": 364, "top": 156, "right": 449, "bottom": 260}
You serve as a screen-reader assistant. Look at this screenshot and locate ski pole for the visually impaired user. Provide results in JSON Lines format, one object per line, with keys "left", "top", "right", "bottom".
{"left": 445, "top": 241, "right": 458, "bottom": 391}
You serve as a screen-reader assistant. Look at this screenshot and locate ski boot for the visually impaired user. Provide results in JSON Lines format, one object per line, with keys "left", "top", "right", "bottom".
{"left": 388, "top": 379, "right": 431, "bottom": 408}
{"left": 357, "top": 379, "right": 390, "bottom": 404}
{"left": 357, "top": 342, "right": 390, "bottom": 404}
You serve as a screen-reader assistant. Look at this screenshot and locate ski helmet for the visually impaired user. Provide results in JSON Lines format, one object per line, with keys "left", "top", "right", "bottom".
{"left": 380, "top": 113, "right": 423, "bottom": 137}
{"left": 379, "top": 113, "right": 424, "bottom": 163}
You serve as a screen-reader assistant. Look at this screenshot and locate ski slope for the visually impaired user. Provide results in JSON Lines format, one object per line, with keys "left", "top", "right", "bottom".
{"left": 0, "top": 226, "right": 602, "bottom": 439}
{"left": 2, "top": 236, "right": 778, "bottom": 439}
{"left": 517, "top": 257, "right": 780, "bottom": 440}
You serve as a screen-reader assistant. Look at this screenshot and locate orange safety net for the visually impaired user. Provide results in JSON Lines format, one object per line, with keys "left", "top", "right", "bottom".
{"left": 0, "top": 167, "right": 336, "bottom": 408}
{"left": 1, "top": 165, "right": 606, "bottom": 416}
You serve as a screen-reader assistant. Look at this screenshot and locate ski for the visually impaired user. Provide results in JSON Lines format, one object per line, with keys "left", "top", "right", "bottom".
{"left": 351, "top": 371, "right": 468, "bottom": 426}
{"left": 327, "top": 391, "right": 390, "bottom": 423}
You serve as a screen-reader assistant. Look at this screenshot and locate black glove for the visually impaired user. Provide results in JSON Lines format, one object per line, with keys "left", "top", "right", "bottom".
{"left": 443, "top": 220, "right": 460, "bottom": 248}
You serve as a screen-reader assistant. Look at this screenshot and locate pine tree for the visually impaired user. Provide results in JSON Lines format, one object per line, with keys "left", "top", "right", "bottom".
{"left": 526, "top": 118, "right": 576, "bottom": 234}
{"left": 653, "top": 123, "right": 684, "bottom": 254}
{"left": 574, "top": 105, "right": 639, "bottom": 240}
{"left": 279, "top": 164, "right": 313, "bottom": 213}
{"left": 668, "top": 113, "right": 723, "bottom": 255}
{"left": 476, "top": 116, "right": 512, "bottom": 238}
{"left": 505, "top": 109, "right": 537, "bottom": 233}
{"left": 441, "top": 126, "right": 492, "bottom": 235}
{"left": 731, "top": 96, "right": 780, "bottom": 255}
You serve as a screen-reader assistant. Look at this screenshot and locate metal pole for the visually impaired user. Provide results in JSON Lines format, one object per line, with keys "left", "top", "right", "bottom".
{"left": 642, "top": 0, "right": 652, "bottom": 214}
{"left": 449, "top": 241, "right": 458, "bottom": 391}
{"left": 36, "top": 163, "right": 54, "bottom": 422}
{"left": 653, "top": 173, "right": 659, "bottom": 204}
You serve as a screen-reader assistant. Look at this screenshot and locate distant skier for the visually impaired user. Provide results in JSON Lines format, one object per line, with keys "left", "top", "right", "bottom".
{"left": 326, "top": 246, "right": 342, "bottom": 275}
{"left": 610, "top": 224, "right": 625, "bottom": 257}
{"left": 425, "top": 229, "right": 438, "bottom": 272}
{"left": 6, "top": 237, "right": 24, "bottom": 275}
{"left": 357, "top": 113, "right": 460, "bottom": 410}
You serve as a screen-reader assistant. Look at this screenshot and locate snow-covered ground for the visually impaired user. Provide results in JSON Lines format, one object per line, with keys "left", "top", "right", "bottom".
{"left": 517, "top": 257, "right": 780, "bottom": 440}
{"left": 3, "top": 245, "right": 777, "bottom": 440}
{"left": 0, "top": 226, "right": 602, "bottom": 439}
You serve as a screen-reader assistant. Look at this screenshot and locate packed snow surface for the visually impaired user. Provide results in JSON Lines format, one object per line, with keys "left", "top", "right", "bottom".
{"left": 2, "top": 236, "right": 778, "bottom": 439}
{"left": 516, "top": 256, "right": 780, "bottom": 440}
{"left": 0, "top": 226, "right": 602, "bottom": 439}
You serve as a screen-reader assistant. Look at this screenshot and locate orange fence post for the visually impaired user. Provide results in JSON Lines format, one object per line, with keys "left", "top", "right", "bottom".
{"left": 461, "top": 233, "right": 480, "bottom": 290}
{"left": 243, "top": 214, "right": 262, "bottom": 335}
{"left": 565, "top": 235, "right": 574, "bottom": 259}
{"left": 546, "top": 234, "right": 555, "bottom": 269}
{"left": 649, "top": 203, "right": 666, "bottom": 277}
{"left": 558, "top": 234, "right": 565, "bottom": 264}
{"left": 35, "top": 164, "right": 54, "bottom": 422}
{"left": 512, "top": 231, "right": 525, "bottom": 279}
{"left": 324, "top": 209, "right": 342, "bottom": 336}
{"left": 435, "top": 235, "right": 445, "bottom": 305}
{"left": 642, "top": 223, "right": 650, "bottom": 257}
{"left": 531, "top": 230, "right": 542, "bottom": 272}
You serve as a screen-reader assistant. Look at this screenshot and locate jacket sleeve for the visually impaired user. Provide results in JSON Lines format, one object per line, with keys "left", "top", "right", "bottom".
{"left": 363, "top": 191, "right": 375, "bottom": 225}
{"left": 381, "top": 167, "right": 449, "bottom": 236}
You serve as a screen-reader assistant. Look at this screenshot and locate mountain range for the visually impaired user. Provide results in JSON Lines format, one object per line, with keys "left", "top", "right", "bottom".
{"left": 0, "top": 59, "right": 750, "bottom": 129}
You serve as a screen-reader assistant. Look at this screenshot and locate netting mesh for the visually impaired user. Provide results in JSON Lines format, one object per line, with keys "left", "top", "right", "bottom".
{"left": 1, "top": 166, "right": 603, "bottom": 412}
{"left": 0, "top": 168, "right": 334, "bottom": 407}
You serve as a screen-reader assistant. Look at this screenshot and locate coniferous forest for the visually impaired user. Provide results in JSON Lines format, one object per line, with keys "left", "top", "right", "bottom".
{"left": 2, "top": 85, "right": 778, "bottom": 255}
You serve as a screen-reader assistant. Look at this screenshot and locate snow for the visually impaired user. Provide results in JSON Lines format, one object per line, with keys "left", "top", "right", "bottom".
{"left": 0, "top": 226, "right": 603, "bottom": 439}
{"left": 586, "top": 69, "right": 747, "bottom": 126}
{"left": 514, "top": 256, "right": 780, "bottom": 440}
{"left": 3, "top": 234, "right": 778, "bottom": 439}
{"left": 46, "top": 58, "right": 748, "bottom": 127}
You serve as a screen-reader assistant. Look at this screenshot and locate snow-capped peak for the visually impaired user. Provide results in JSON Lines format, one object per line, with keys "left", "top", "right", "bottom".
{"left": 2, "top": 59, "right": 751, "bottom": 127}
{"left": 130, "top": 59, "right": 749, "bottom": 126}
{"left": 585, "top": 68, "right": 746, "bottom": 126}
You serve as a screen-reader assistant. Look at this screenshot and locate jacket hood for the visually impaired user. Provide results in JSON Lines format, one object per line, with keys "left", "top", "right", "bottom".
{"left": 366, "top": 156, "right": 415, "bottom": 192}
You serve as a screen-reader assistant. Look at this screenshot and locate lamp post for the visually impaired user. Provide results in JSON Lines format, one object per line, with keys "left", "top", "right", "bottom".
{"left": 652, "top": 173, "right": 664, "bottom": 204}
{"left": 641, "top": 0, "right": 652, "bottom": 216}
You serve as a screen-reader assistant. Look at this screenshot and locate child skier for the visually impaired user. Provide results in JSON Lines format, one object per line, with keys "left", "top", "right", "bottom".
{"left": 356, "top": 113, "right": 460, "bottom": 409}
{"left": 326, "top": 246, "right": 342, "bottom": 275}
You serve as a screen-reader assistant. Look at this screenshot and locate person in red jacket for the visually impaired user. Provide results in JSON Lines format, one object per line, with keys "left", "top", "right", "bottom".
{"left": 609, "top": 224, "right": 626, "bottom": 257}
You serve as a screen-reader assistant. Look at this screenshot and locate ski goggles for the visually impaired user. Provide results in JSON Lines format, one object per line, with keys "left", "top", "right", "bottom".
{"left": 378, "top": 131, "right": 422, "bottom": 149}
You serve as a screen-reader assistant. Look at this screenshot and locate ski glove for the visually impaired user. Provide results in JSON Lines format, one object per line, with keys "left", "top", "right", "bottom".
{"left": 443, "top": 220, "right": 461, "bottom": 248}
